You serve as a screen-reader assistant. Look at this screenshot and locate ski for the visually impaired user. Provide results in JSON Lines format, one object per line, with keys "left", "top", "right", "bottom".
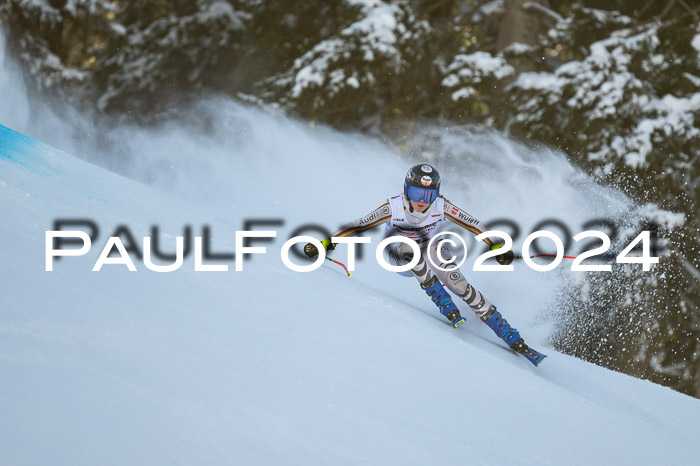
{"left": 513, "top": 344, "right": 547, "bottom": 367}
{"left": 445, "top": 319, "right": 547, "bottom": 366}
{"left": 451, "top": 316, "right": 466, "bottom": 328}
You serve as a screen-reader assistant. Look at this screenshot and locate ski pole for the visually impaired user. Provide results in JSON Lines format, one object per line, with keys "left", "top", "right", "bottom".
{"left": 514, "top": 254, "right": 577, "bottom": 260}
{"left": 326, "top": 256, "right": 351, "bottom": 277}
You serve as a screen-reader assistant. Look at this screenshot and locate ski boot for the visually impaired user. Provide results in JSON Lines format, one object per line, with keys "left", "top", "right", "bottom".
{"left": 484, "top": 307, "right": 522, "bottom": 347}
{"left": 484, "top": 307, "right": 547, "bottom": 366}
{"left": 422, "top": 276, "right": 466, "bottom": 328}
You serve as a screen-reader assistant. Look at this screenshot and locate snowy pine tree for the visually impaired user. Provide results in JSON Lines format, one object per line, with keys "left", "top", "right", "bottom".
{"left": 262, "top": 0, "right": 430, "bottom": 127}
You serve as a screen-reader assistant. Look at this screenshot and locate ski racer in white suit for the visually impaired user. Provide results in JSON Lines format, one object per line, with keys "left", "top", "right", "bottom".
{"left": 304, "top": 163, "right": 536, "bottom": 355}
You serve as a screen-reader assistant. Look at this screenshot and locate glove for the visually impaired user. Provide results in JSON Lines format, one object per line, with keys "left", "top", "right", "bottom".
{"left": 303, "top": 238, "right": 336, "bottom": 258}
{"left": 491, "top": 243, "right": 514, "bottom": 265}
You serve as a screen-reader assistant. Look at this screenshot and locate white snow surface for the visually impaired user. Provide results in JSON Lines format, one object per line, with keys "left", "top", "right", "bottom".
{"left": 1, "top": 124, "right": 700, "bottom": 465}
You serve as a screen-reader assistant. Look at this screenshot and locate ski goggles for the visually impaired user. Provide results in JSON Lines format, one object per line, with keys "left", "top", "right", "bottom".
{"left": 405, "top": 185, "right": 438, "bottom": 203}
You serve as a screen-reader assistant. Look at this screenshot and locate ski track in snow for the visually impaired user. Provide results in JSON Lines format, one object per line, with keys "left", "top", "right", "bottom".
{"left": 1, "top": 121, "right": 700, "bottom": 466}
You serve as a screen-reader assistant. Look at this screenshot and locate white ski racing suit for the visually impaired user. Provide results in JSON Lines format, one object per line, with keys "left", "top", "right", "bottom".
{"left": 332, "top": 194, "right": 500, "bottom": 319}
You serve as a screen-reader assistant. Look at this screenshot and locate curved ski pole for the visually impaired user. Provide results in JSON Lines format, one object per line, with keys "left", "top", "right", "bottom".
{"left": 326, "top": 256, "right": 351, "bottom": 277}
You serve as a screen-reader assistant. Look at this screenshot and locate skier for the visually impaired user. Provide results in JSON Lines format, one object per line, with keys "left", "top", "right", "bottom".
{"left": 304, "top": 163, "right": 545, "bottom": 364}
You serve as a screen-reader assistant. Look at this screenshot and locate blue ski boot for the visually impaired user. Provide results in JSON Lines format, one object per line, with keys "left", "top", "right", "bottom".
{"left": 484, "top": 307, "right": 547, "bottom": 366}
{"left": 484, "top": 308, "right": 522, "bottom": 347}
{"left": 422, "top": 276, "right": 466, "bottom": 328}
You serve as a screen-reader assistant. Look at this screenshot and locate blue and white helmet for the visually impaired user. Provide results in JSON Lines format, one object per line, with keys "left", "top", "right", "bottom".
{"left": 403, "top": 164, "right": 440, "bottom": 217}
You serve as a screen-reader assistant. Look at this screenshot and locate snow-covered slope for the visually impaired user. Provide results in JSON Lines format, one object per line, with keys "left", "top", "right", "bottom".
{"left": 1, "top": 123, "right": 700, "bottom": 466}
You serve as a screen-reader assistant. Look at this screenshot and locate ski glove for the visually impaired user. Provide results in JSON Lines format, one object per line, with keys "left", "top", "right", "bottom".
{"left": 491, "top": 243, "right": 514, "bottom": 265}
{"left": 303, "top": 238, "right": 336, "bottom": 258}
